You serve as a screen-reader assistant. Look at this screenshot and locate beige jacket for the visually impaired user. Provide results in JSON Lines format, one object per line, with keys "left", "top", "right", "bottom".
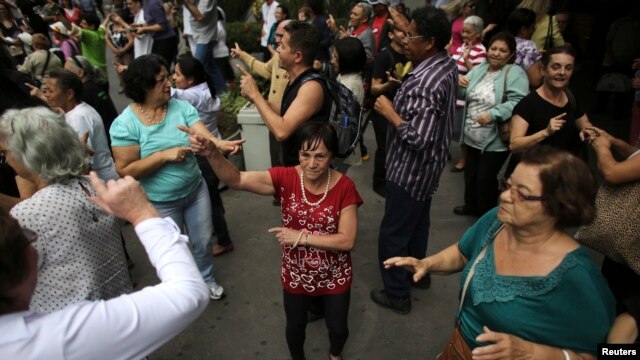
{"left": 238, "top": 51, "right": 290, "bottom": 107}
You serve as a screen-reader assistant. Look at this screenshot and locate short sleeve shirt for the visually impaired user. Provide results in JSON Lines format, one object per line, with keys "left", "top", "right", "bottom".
{"left": 268, "top": 167, "right": 363, "bottom": 295}
{"left": 512, "top": 90, "right": 585, "bottom": 156}
{"left": 110, "top": 98, "right": 202, "bottom": 201}
{"left": 372, "top": 46, "right": 410, "bottom": 100}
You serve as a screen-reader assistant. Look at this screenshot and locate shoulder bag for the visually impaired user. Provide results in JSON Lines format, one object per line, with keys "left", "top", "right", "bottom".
{"left": 497, "top": 65, "right": 513, "bottom": 145}
{"left": 437, "top": 227, "right": 501, "bottom": 360}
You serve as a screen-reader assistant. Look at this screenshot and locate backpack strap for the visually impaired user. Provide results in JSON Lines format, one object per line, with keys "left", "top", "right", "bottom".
{"left": 40, "top": 50, "right": 51, "bottom": 79}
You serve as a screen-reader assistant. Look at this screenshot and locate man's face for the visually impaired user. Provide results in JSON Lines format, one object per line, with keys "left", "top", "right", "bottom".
{"left": 402, "top": 21, "right": 429, "bottom": 62}
{"left": 277, "top": 32, "right": 295, "bottom": 70}
{"left": 44, "top": 78, "right": 70, "bottom": 109}
{"left": 349, "top": 5, "right": 366, "bottom": 27}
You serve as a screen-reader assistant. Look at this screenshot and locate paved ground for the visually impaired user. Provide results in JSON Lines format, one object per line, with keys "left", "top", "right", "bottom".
{"left": 107, "top": 50, "right": 622, "bottom": 359}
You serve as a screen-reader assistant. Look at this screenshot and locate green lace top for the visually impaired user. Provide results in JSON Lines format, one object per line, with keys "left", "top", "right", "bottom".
{"left": 456, "top": 208, "right": 615, "bottom": 355}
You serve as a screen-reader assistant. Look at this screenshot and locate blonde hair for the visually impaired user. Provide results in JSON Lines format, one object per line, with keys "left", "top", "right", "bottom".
{"left": 440, "top": 0, "right": 474, "bottom": 18}
{"left": 517, "top": 0, "right": 551, "bottom": 21}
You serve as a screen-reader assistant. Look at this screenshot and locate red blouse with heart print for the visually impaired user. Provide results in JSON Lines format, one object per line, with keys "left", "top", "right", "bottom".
{"left": 268, "top": 166, "right": 363, "bottom": 295}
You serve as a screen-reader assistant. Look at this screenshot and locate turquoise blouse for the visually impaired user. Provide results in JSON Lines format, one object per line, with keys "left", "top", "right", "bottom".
{"left": 110, "top": 98, "right": 202, "bottom": 202}
{"left": 457, "top": 208, "right": 615, "bottom": 355}
{"left": 457, "top": 62, "right": 529, "bottom": 152}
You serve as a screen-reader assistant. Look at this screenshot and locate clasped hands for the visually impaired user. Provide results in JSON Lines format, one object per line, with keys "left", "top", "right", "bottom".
{"left": 177, "top": 125, "right": 245, "bottom": 157}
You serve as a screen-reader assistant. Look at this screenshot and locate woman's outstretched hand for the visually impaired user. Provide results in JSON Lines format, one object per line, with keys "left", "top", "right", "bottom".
{"left": 383, "top": 257, "right": 429, "bottom": 283}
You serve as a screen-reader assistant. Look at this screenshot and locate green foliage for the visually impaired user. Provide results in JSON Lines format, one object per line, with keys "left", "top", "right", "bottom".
{"left": 226, "top": 22, "right": 263, "bottom": 54}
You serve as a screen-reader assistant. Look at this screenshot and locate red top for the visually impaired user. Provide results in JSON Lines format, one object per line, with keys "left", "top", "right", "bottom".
{"left": 448, "top": 17, "right": 464, "bottom": 55}
{"left": 371, "top": 15, "right": 387, "bottom": 50}
{"left": 268, "top": 167, "right": 363, "bottom": 295}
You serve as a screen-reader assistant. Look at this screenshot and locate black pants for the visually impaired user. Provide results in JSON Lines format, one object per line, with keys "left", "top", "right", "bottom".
{"left": 152, "top": 35, "right": 178, "bottom": 69}
{"left": 283, "top": 289, "right": 350, "bottom": 359}
{"left": 196, "top": 155, "right": 231, "bottom": 246}
{"left": 371, "top": 111, "right": 388, "bottom": 187}
{"left": 378, "top": 181, "right": 431, "bottom": 298}
{"left": 463, "top": 147, "right": 509, "bottom": 216}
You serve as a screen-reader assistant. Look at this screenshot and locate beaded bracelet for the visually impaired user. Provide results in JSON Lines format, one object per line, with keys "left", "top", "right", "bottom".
{"left": 562, "top": 349, "right": 571, "bottom": 360}
{"left": 304, "top": 232, "right": 309, "bottom": 247}
{"left": 292, "top": 230, "right": 304, "bottom": 248}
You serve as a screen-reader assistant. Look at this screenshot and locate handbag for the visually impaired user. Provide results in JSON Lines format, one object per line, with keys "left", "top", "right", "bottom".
{"left": 575, "top": 174, "right": 640, "bottom": 274}
{"left": 437, "top": 228, "right": 500, "bottom": 360}
{"left": 498, "top": 65, "right": 513, "bottom": 145}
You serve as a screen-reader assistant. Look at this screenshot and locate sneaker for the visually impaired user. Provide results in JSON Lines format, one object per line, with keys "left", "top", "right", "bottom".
{"left": 370, "top": 289, "right": 411, "bottom": 314}
{"left": 209, "top": 282, "right": 225, "bottom": 300}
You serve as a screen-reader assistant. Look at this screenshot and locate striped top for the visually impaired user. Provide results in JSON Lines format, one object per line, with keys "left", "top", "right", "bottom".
{"left": 386, "top": 51, "right": 458, "bottom": 201}
{"left": 451, "top": 41, "right": 487, "bottom": 107}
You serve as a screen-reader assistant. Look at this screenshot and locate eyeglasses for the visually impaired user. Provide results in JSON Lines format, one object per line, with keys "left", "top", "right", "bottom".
{"left": 404, "top": 32, "right": 425, "bottom": 40}
{"left": 155, "top": 75, "right": 170, "bottom": 85}
{"left": 498, "top": 179, "right": 545, "bottom": 202}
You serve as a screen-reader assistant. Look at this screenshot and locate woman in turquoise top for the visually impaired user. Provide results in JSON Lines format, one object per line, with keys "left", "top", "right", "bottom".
{"left": 110, "top": 54, "right": 241, "bottom": 301}
{"left": 454, "top": 32, "right": 529, "bottom": 218}
{"left": 385, "top": 146, "right": 615, "bottom": 359}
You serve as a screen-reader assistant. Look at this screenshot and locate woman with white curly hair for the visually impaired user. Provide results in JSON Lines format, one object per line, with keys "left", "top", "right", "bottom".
{"left": 0, "top": 106, "right": 132, "bottom": 313}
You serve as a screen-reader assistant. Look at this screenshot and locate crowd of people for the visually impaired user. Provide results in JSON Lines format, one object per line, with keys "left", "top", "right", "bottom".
{"left": 1, "top": 0, "right": 639, "bottom": 359}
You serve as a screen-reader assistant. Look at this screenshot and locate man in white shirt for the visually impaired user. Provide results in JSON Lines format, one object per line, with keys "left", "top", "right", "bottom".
{"left": 0, "top": 172, "right": 210, "bottom": 359}
{"left": 260, "top": 0, "right": 279, "bottom": 61}
{"left": 43, "top": 69, "right": 119, "bottom": 181}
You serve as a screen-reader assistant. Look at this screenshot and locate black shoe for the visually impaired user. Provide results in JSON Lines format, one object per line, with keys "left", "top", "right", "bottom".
{"left": 412, "top": 274, "right": 431, "bottom": 289}
{"left": 373, "top": 184, "right": 386, "bottom": 198}
{"left": 453, "top": 205, "right": 477, "bottom": 216}
{"left": 370, "top": 289, "right": 411, "bottom": 314}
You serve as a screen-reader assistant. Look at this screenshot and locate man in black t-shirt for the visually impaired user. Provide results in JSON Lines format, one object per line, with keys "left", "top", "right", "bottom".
{"left": 369, "top": 26, "right": 412, "bottom": 197}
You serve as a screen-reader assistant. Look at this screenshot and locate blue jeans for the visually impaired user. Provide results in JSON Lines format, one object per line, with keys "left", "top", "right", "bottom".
{"left": 151, "top": 178, "right": 216, "bottom": 285}
{"left": 378, "top": 181, "right": 432, "bottom": 298}
{"left": 194, "top": 41, "right": 227, "bottom": 93}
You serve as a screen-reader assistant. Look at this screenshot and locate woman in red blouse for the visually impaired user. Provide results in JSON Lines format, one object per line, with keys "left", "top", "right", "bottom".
{"left": 181, "top": 121, "right": 362, "bottom": 360}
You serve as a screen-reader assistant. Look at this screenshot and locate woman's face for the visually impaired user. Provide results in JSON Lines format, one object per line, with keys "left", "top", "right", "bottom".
{"left": 487, "top": 40, "right": 512, "bottom": 69}
{"left": 299, "top": 140, "right": 332, "bottom": 181}
{"left": 461, "top": 1, "right": 476, "bottom": 18}
{"left": 275, "top": 7, "right": 285, "bottom": 22}
{"left": 172, "top": 63, "right": 192, "bottom": 90}
{"left": 543, "top": 53, "right": 574, "bottom": 90}
{"left": 461, "top": 23, "right": 480, "bottom": 44}
{"left": 330, "top": 49, "right": 340, "bottom": 74}
{"left": 497, "top": 163, "right": 549, "bottom": 227}
{"left": 145, "top": 66, "right": 172, "bottom": 104}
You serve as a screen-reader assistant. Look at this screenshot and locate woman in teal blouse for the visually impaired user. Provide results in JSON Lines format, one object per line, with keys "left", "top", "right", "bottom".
{"left": 385, "top": 146, "right": 615, "bottom": 359}
{"left": 453, "top": 32, "right": 529, "bottom": 218}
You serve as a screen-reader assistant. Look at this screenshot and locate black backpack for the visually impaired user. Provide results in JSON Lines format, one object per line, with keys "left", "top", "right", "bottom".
{"left": 301, "top": 73, "right": 363, "bottom": 158}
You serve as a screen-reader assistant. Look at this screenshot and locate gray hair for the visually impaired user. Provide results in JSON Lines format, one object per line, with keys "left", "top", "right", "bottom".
{"left": 0, "top": 107, "right": 89, "bottom": 184}
{"left": 463, "top": 15, "right": 484, "bottom": 33}
{"left": 356, "top": 2, "right": 373, "bottom": 22}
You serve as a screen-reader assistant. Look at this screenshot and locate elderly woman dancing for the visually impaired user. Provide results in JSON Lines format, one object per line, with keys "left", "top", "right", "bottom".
{"left": 386, "top": 146, "right": 614, "bottom": 359}
{"left": 110, "top": 54, "right": 241, "bottom": 300}
{"left": 182, "top": 121, "right": 362, "bottom": 360}
{"left": 0, "top": 107, "right": 132, "bottom": 313}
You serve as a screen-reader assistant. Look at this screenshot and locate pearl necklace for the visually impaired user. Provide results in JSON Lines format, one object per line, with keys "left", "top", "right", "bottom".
{"left": 299, "top": 170, "right": 331, "bottom": 207}
{"left": 137, "top": 103, "right": 167, "bottom": 125}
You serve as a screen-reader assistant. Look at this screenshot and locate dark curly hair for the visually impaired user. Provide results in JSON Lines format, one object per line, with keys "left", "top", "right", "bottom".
{"left": 488, "top": 32, "right": 517, "bottom": 64}
{"left": 123, "top": 54, "right": 168, "bottom": 103}
{"left": 411, "top": 6, "right": 451, "bottom": 51}
{"left": 519, "top": 146, "right": 597, "bottom": 228}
